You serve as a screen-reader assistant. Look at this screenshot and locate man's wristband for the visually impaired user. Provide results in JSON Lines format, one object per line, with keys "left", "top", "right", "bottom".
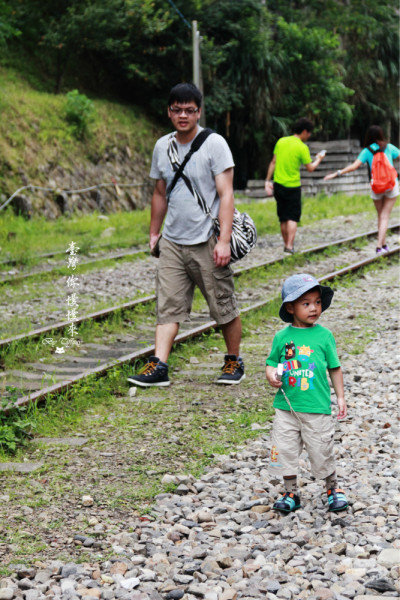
{"left": 337, "top": 170, "right": 342, "bottom": 176}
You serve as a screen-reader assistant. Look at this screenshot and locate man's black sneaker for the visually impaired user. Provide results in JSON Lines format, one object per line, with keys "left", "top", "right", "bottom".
{"left": 217, "top": 354, "right": 245, "bottom": 385}
{"left": 127, "top": 356, "right": 170, "bottom": 387}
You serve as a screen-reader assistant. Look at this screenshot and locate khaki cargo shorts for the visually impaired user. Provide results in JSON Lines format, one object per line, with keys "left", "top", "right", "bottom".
{"left": 268, "top": 408, "right": 336, "bottom": 480}
{"left": 156, "top": 235, "right": 239, "bottom": 326}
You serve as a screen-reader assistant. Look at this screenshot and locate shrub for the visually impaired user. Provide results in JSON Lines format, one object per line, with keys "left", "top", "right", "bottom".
{"left": 65, "top": 89, "right": 95, "bottom": 139}
{"left": 0, "top": 388, "right": 36, "bottom": 453}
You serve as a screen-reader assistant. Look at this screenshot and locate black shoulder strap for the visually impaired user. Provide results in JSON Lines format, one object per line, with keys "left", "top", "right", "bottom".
{"left": 368, "top": 143, "right": 387, "bottom": 155}
{"left": 167, "top": 128, "right": 214, "bottom": 198}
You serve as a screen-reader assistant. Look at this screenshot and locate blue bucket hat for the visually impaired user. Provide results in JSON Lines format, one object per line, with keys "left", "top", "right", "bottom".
{"left": 279, "top": 273, "right": 334, "bottom": 323}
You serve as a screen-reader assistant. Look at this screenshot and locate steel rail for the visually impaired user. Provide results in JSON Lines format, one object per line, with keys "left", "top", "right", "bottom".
{"left": 2, "top": 225, "right": 398, "bottom": 349}
{"left": 235, "top": 223, "right": 400, "bottom": 275}
{"left": 1, "top": 223, "right": 399, "bottom": 286}
{"left": 12, "top": 247, "right": 399, "bottom": 408}
{"left": 0, "top": 244, "right": 143, "bottom": 267}
{"left": 0, "top": 248, "right": 146, "bottom": 285}
{"left": 0, "top": 295, "right": 155, "bottom": 348}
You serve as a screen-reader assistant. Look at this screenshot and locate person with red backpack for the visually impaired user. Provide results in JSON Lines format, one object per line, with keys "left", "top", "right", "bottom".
{"left": 324, "top": 125, "right": 399, "bottom": 254}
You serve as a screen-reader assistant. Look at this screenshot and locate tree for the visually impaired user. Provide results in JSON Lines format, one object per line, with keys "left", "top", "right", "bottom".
{"left": 5, "top": 0, "right": 398, "bottom": 179}
{"left": 0, "top": 0, "right": 20, "bottom": 47}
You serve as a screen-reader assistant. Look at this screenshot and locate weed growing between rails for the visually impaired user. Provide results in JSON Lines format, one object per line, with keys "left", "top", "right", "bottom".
{"left": 0, "top": 388, "right": 37, "bottom": 455}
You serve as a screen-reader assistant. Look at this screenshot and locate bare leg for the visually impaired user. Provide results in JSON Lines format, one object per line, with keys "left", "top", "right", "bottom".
{"left": 280, "top": 220, "right": 297, "bottom": 249}
{"left": 155, "top": 322, "right": 179, "bottom": 362}
{"left": 280, "top": 221, "right": 288, "bottom": 246}
{"left": 220, "top": 315, "right": 242, "bottom": 357}
{"left": 374, "top": 196, "right": 397, "bottom": 247}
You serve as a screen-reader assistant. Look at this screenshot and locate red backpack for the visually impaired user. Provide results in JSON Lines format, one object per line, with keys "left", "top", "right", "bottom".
{"left": 368, "top": 144, "right": 397, "bottom": 194}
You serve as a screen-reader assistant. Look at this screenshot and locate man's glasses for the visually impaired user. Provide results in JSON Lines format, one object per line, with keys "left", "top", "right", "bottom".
{"left": 169, "top": 106, "right": 199, "bottom": 115}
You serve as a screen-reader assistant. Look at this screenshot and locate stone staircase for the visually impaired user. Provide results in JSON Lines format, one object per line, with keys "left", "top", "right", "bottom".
{"left": 245, "top": 139, "right": 370, "bottom": 198}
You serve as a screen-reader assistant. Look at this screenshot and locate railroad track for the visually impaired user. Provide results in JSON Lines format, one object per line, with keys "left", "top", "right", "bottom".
{"left": 1, "top": 229, "right": 398, "bottom": 407}
{"left": 0, "top": 247, "right": 145, "bottom": 285}
{"left": 2, "top": 222, "right": 398, "bottom": 286}
{"left": 2, "top": 224, "right": 398, "bottom": 349}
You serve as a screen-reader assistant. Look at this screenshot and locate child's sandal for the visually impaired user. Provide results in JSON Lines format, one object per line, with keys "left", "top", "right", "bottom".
{"left": 273, "top": 492, "right": 301, "bottom": 513}
{"left": 327, "top": 488, "right": 348, "bottom": 512}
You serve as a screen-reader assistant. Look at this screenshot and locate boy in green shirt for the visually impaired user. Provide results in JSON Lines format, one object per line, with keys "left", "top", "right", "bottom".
{"left": 265, "top": 273, "right": 348, "bottom": 513}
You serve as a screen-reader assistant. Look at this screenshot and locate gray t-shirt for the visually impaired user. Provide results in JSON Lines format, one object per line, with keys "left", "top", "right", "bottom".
{"left": 149, "top": 127, "right": 235, "bottom": 245}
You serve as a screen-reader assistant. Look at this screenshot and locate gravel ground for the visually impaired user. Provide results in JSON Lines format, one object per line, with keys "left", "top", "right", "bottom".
{"left": 1, "top": 209, "right": 399, "bottom": 339}
{"left": 0, "top": 260, "right": 399, "bottom": 600}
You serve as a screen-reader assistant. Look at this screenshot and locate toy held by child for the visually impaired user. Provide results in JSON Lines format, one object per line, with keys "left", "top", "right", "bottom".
{"left": 265, "top": 273, "right": 348, "bottom": 513}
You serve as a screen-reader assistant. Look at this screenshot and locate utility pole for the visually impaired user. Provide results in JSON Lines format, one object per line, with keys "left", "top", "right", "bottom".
{"left": 192, "top": 20, "right": 206, "bottom": 126}
{"left": 192, "top": 20, "right": 200, "bottom": 88}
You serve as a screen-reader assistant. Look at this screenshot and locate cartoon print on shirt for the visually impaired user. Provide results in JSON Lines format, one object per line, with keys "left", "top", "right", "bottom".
{"left": 285, "top": 341, "right": 296, "bottom": 360}
{"left": 284, "top": 341, "right": 302, "bottom": 370}
{"left": 283, "top": 341, "right": 315, "bottom": 391}
{"left": 297, "top": 345, "right": 314, "bottom": 359}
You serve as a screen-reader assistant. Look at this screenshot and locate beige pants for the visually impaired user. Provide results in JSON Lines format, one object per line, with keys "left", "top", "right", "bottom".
{"left": 156, "top": 236, "right": 239, "bottom": 325}
{"left": 269, "top": 408, "right": 336, "bottom": 480}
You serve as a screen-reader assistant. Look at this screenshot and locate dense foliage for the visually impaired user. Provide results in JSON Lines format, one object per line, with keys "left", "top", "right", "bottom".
{"left": 2, "top": 0, "right": 399, "bottom": 181}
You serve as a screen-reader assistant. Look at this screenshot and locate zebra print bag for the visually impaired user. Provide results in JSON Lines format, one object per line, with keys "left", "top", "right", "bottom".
{"left": 212, "top": 208, "right": 257, "bottom": 263}
{"left": 167, "top": 131, "right": 257, "bottom": 263}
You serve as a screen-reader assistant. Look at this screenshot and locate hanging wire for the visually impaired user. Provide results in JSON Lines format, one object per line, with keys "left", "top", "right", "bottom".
{"left": 165, "top": 0, "right": 191, "bottom": 29}
{"left": 0, "top": 181, "right": 149, "bottom": 212}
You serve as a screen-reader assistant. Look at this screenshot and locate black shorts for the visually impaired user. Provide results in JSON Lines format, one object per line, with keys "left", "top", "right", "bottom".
{"left": 274, "top": 182, "right": 302, "bottom": 222}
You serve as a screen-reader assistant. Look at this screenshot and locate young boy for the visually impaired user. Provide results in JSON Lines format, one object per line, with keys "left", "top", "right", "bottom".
{"left": 265, "top": 273, "right": 348, "bottom": 513}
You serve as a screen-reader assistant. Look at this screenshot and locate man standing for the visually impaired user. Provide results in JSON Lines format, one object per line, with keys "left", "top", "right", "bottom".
{"left": 128, "top": 83, "right": 245, "bottom": 388}
{"left": 265, "top": 118, "right": 325, "bottom": 253}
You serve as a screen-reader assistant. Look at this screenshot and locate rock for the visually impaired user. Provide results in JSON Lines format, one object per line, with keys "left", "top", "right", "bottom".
{"left": 197, "top": 510, "right": 214, "bottom": 523}
{"left": 332, "top": 543, "right": 347, "bottom": 555}
{"left": 266, "top": 581, "right": 280, "bottom": 593}
{"left": 100, "top": 227, "right": 116, "bottom": 238}
{"left": 110, "top": 563, "right": 128, "bottom": 576}
{"left": 24, "top": 591, "right": 42, "bottom": 600}
{"left": 354, "top": 597, "right": 398, "bottom": 600}
{"left": 165, "top": 592, "right": 184, "bottom": 600}
{"left": 377, "top": 549, "right": 400, "bottom": 568}
{"left": 219, "top": 590, "right": 237, "bottom": 600}
{"left": 17, "top": 580, "right": 33, "bottom": 590}
{"left": 17, "top": 568, "right": 36, "bottom": 580}
{"left": 315, "top": 590, "right": 335, "bottom": 600}
{"left": 81, "top": 495, "right": 94, "bottom": 506}
{"left": 364, "top": 578, "right": 397, "bottom": 592}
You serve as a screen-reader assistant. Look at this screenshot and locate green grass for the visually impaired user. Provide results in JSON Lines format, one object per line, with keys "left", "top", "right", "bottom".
{"left": 0, "top": 66, "right": 162, "bottom": 267}
{"left": 0, "top": 207, "right": 151, "bottom": 266}
{"left": 0, "top": 67, "right": 160, "bottom": 188}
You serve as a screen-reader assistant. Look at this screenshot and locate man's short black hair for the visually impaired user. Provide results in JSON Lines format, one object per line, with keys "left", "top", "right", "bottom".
{"left": 168, "top": 83, "right": 202, "bottom": 108}
{"left": 293, "top": 117, "right": 314, "bottom": 134}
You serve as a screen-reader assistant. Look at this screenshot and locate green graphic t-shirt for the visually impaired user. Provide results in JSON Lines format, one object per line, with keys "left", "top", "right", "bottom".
{"left": 266, "top": 324, "right": 340, "bottom": 414}
{"left": 273, "top": 135, "right": 312, "bottom": 187}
